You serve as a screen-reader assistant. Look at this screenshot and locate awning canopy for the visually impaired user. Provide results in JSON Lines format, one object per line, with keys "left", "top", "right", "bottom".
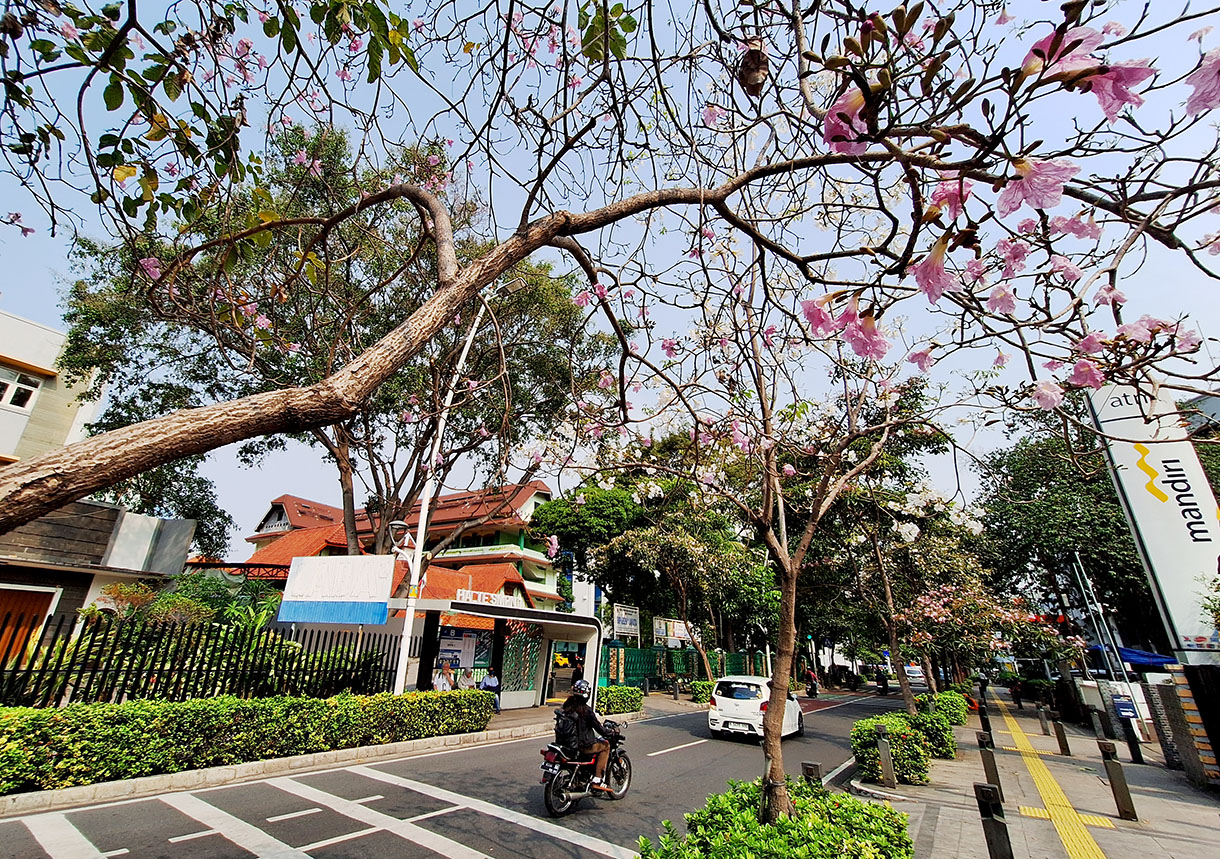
{"left": 1089, "top": 644, "right": 1175, "bottom": 667}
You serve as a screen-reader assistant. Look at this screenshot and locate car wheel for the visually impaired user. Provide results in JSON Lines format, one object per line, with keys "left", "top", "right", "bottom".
{"left": 710, "top": 728, "right": 723, "bottom": 740}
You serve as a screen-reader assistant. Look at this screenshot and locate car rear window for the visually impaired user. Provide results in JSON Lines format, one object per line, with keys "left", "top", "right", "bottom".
{"left": 714, "top": 681, "right": 762, "bottom": 700}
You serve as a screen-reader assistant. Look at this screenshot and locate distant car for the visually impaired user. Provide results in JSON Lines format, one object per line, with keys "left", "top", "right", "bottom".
{"left": 904, "top": 665, "right": 926, "bottom": 685}
{"left": 553, "top": 654, "right": 570, "bottom": 669}
{"left": 708, "top": 675, "right": 804, "bottom": 740}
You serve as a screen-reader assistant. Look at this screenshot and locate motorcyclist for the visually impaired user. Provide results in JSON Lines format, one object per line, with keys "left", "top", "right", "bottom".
{"left": 562, "top": 679, "right": 612, "bottom": 793}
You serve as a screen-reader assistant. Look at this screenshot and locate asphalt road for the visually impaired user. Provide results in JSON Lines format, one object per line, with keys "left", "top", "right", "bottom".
{"left": 2, "top": 694, "right": 902, "bottom": 859}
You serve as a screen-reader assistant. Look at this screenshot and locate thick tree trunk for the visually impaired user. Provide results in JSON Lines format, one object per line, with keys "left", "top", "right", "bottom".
{"left": 922, "top": 653, "right": 938, "bottom": 694}
{"left": 760, "top": 562, "right": 798, "bottom": 823}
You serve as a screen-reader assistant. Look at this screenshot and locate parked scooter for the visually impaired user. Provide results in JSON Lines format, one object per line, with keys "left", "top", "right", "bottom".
{"left": 539, "top": 718, "right": 632, "bottom": 816}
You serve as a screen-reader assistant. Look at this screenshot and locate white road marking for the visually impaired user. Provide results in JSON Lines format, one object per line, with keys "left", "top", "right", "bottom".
{"left": 646, "top": 739, "right": 708, "bottom": 757}
{"left": 160, "top": 793, "right": 311, "bottom": 859}
{"left": 101, "top": 851, "right": 129, "bottom": 858}
{"left": 266, "top": 807, "right": 322, "bottom": 823}
{"left": 270, "top": 777, "right": 488, "bottom": 859}
{"left": 299, "top": 826, "right": 380, "bottom": 852}
{"left": 166, "top": 830, "right": 218, "bottom": 844}
{"left": 351, "top": 794, "right": 384, "bottom": 804}
{"left": 350, "top": 765, "right": 639, "bottom": 859}
{"left": 406, "top": 806, "right": 464, "bottom": 823}
{"left": 23, "top": 813, "right": 105, "bottom": 858}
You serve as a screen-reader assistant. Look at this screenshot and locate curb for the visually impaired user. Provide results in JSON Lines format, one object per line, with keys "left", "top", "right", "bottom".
{"left": 848, "top": 778, "right": 916, "bottom": 802}
{"left": 0, "top": 708, "right": 651, "bottom": 819}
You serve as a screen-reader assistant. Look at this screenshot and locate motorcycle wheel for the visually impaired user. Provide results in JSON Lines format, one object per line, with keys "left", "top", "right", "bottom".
{"left": 606, "top": 751, "right": 632, "bottom": 799}
{"left": 544, "top": 770, "right": 576, "bottom": 817}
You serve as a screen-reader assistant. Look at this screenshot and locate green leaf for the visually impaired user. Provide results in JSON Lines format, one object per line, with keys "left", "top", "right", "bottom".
{"left": 103, "top": 81, "right": 124, "bottom": 111}
{"left": 263, "top": 17, "right": 280, "bottom": 38}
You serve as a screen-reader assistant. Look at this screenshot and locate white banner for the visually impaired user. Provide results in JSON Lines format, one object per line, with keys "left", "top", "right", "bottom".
{"left": 1090, "top": 384, "right": 1220, "bottom": 658}
{"left": 613, "top": 604, "right": 640, "bottom": 637}
{"left": 277, "top": 555, "right": 394, "bottom": 625}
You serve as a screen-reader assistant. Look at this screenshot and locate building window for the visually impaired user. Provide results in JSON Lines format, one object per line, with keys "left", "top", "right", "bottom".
{"left": 0, "top": 366, "right": 42, "bottom": 411}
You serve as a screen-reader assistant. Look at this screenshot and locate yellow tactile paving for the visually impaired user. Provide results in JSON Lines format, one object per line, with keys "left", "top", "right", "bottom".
{"left": 995, "top": 697, "right": 1109, "bottom": 859}
{"left": 1018, "top": 806, "right": 1114, "bottom": 829}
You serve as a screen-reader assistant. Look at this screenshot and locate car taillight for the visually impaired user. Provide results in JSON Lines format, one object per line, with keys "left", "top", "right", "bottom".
{"left": 760, "top": 701, "right": 768, "bottom": 712}
{"left": 709, "top": 696, "right": 717, "bottom": 709}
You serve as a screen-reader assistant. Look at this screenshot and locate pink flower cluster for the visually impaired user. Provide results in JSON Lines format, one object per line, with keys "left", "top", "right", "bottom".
{"left": 802, "top": 296, "right": 889, "bottom": 360}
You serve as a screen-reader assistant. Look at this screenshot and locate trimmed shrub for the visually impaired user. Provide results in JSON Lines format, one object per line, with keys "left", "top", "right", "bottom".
{"left": 933, "top": 691, "right": 969, "bottom": 726}
{"left": 903, "top": 711, "right": 956, "bottom": 759}
{"left": 690, "top": 680, "right": 713, "bottom": 703}
{"left": 638, "top": 777, "right": 912, "bottom": 859}
{"left": 598, "top": 685, "right": 643, "bottom": 714}
{"left": 850, "top": 714, "right": 931, "bottom": 785}
{"left": 0, "top": 690, "right": 493, "bottom": 796}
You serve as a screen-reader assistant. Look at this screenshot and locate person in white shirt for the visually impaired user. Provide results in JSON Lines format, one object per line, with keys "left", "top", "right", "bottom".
{"left": 457, "top": 667, "right": 477, "bottom": 690}
{"left": 432, "top": 661, "right": 454, "bottom": 691}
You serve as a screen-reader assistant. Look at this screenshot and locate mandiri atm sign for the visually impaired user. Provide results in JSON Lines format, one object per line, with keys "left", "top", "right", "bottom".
{"left": 1089, "top": 384, "right": 1220, "bottom": 658}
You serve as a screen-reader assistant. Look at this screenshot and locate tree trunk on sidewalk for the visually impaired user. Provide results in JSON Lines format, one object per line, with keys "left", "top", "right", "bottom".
{"left": 759, "top": 558, "right": 797, "bottom": 823}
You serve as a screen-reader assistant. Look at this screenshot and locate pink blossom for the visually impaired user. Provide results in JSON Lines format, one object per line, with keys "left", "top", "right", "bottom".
{"left": 235, "top": 38, "right": 253, "bottom": 58}
{"left": 823, "top": 87, "right": 869, "bottom": 155}
{"left": 801, "top": 296, "right": 838, "bottom": 335}
{"left": 997, "top": 158, "right": 1079, "bottom": 216}
{"left": 986, "top": 284, "right": 1016, "bottom": 315}
{"left": 1085, "top": 60, "right": 1156, "bottom": 122}
{"left": 907, "top": 349, "right": 933, "bottom": 372}
{"left": 1017, "top": 218, "right": 1038, "bottom": 234}
{"left": 1203, "top": 232, "right": 1220, "bottom": 255}
{"left": 996, "top": 9, "right": 1013, "bottom": 26}
{"left": 427, "top": 154, "right": 440, "bottom": 166}
{"left": 1189, "top": 27, "right": 1213, "bottom": 43}
{"left": 400, "top": 410, "right": 416, "bottom": 423}
{"left": 662, "top": 338, "right": 678, "bottom": 358}
{"left": 413, "top": 19, "right": 425, "bottom": 32}
{"left": 293, "top": 149, "right": 309, "bottom": 166}
{"left": 309, "top": 159, "right": 323, "bottom": 177}
{"left": 574, "top": 290, "right": 591, "bottom": 308}
{"left": 546, "top": 534, "right": 560, "bottom": 559}
{"left": 287, "top": 342, "right": 300, "bottom": 353}
{"left": 843, "top": 312, "right": 889, "bottom": 361}
{"left": 701, "top": 225, "right": 715, "bottom": 241}
{"left": 763, "top": 325, "right": 777, "bottom": 348}
{"left": 1102, "top": 22, "right": 1128, "bottom": 37}
{"left": 139, "top": 257, "right": 162, "bottom": 280}
{"left": 702, "top": 104, "right": 726, "bottom": 127}
{"left": 336, "top": 67, "right": 353, "bottom": 82}
{"left": 59, "top": 22, "right": 79, "bottom": 40}
{"left": 993, "top": 352, "right": 1010, "bottom": 367}
{"left": 1020, "top": 27, "right": 1103, "bottom": 81}
{"left": 349, "top": 37, "right": 363, "bottom": 53}
{"left": 1050, "top": 213, "right": 1101, "bottom": 240}
{"left": 930, "top": 178, "right": 973, "bottom": 220}
{"left": 1185, "top": 49, "right": 1220, "bottom": 114}
{"left": 598, "top": 370, "right": 615, "bottom": 389}
{"left": 1050, "top": 255, "right": 1082, "bottom": 281}
{"left": 1176, "top": 328, "right": 1203, "bottom": 351}
{"left": 909, "top": 235, "right": 960, "bottom": 303}
{"left": 996, "top": 238, "right": 1031, "bottom": 277}
{"left": 782, "top": 463, "right": 796, "bottom": 477}
{"left": 258, "top": 12, "right": 269, "bottom": 23}
{"left": 1075, "top": 332, "right": 1105, "bottom": 354}
{"left": 1116, "top": 319, "right": 1153, "bottom": 343}
{"left": 964, "top": 258, "right": 988, "bottom": 286}
{"left": 1068, "top": 359, "right": 1105, "bottom": 390}
{"left": 254, "top": 314, "right": 272, "bottom": 330}
{"left": 1030, "top": 380, "right": 1065, "bottom": 410}
{"left": 1043, "top": 360, "right": 1065, "bottom": 371}
{"left": 1093, "top": 285, "right": 1127, "bottom": 306}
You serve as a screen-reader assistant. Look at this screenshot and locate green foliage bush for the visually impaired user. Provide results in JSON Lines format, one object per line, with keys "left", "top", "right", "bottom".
{"left": 902, "top": 711, "right": 956, "bottom": 759}
{"left": 689, "top": 680, "right": 713, "bottom": 703}
{"left": 850, "top": 715, "right": 931, "bottom": 785}
{"left": 933, "top": 691, "right": 969, "bottom": 725}
{"left": 0, "top": 690, "right": 493, "bottom": 795}
{"left": 638, "top": 777, "right": 912, "bottom": 859}
{"left": 598, "top": 685, "right": 643, "bottom": 714}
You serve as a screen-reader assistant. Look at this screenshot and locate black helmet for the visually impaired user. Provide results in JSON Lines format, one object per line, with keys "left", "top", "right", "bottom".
{"left": 572, "top": 679, "right": 592, "bottom": 697}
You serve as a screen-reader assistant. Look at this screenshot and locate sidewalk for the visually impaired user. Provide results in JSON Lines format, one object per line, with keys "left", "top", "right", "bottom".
{"left": 855, "top": 693, "right": 1220, "bottom": 858}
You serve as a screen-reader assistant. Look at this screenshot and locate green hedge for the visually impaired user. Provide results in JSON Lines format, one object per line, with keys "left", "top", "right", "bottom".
{"left": 638, "top": 777, "right": 912, "bottom": 859}
{"left": 850, "top": 714, "right": 931, "bottom": 785}
{"left": 933, "top": 691, "right": 969, "bottom": 726}
{"left": 0, "top": 690, "right": 493, "bottom": 795}
{"left": 903, "top": 711, "right": 956, "bottom": 759}
{"left": 599, "top": 685, "right": 643, "bottom": 714}
{"left": 690, "top": 680, "right": 713, "bottom": 703}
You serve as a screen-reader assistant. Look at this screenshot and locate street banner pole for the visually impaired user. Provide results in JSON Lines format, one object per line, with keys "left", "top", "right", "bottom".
{"left": 1088, "top": 383, "right": 1220, "bottom": 664}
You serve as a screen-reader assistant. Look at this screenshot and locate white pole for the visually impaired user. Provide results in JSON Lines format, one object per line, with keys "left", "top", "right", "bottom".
{"left": 391, "top": 301, "right": 489, "bottom": 694}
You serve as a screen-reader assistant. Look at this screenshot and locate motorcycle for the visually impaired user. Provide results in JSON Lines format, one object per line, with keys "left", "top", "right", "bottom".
{"left": 539, "top": 718, "right": 632, "bottom": 816}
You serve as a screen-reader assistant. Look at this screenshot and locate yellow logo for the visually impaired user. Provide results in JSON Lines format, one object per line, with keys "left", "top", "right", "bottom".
{"left": 1134, "top": 443, "right": 1169, "bottom": 502}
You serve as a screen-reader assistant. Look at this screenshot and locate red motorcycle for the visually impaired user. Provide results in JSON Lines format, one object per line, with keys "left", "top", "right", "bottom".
{"left": 539, "top": 718, "right": 632, "bottom": 816}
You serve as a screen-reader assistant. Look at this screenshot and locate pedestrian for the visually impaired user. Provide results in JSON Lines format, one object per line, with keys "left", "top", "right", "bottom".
{"left": 571, "top": 655, "right": 584, "bottom": 685}
{"left": 457, "top": 667, "right": 477, "bottom": 690}
{"left": 875, "top": 667, "right": 889, "bottom": 696}
{"left": 433, "top": 661, "right": 454, "bottom": 692}
{"left": 479, "top": 667, "right": 501, "bottom": 713}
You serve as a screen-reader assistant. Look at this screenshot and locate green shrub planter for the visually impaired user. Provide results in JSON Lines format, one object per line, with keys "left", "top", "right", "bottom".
{"left": 850, "top": 714, "right": 931, "bottom": 785}
{"left": 933, "top": 690, "right": 969, "bottom": 726}
{"left": 689, "top": 680, "right": 713, "bottom": 703}
{"left": 638, "top": 777, "right": 912, "bottom": 859}
{"left": 902, "top": 711, "right": 957, "bottom": 759}
{"left": 0, "top": 690, "right": 494, "bottom": 796}
{"left": 598, "top": 685, "right": 643, "bottom": 714}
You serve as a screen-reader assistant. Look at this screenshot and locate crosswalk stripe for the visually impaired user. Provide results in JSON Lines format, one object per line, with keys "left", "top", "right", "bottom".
{"left": 270, "top": 777, "right": 489, "bottom": 859}
{"left": 160, "top": 793, "right": 311, "bottom": 859}
{"left": 23, "top": 813, "right": 105, "bottom": 859}
{"left": 350, "top": 764, "right": 639, "bottom": 859}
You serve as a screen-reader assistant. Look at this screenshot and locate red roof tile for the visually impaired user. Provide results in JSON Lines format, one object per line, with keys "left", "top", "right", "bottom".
{"left": 245, "top": 495, "right": 372, "bottom": 542}
{"left": 403, "top": 480, "right": 552, "bottom": 534}
{"left": 243, "top": 524, "right": 352, "bottom": 565}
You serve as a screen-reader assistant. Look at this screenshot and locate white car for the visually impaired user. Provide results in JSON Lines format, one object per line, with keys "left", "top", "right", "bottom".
{"left": 708, "top": 675, "right": 804, "bottom": 740}
{"left": 904, "top": 665, "right": 927, "bottom": 685}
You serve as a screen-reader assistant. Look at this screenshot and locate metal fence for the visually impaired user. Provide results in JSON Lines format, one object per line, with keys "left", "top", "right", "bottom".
{"left": 0, "top": 611, "right": 400, "bottom": 708}
{"left": 600, "top": 645, "right": 772, "bottom": 687}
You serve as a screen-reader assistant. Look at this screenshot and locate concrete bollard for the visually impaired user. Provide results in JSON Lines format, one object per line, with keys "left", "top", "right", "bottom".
{"left": 672, "top": 678, "right": 680, "bottom": 700}
{"left": 875, "top": 724, "right": 898, "bottom": 788}
{"left": 979, "top": 702, "right": 993, "bottom": 734}
{"left": 1098, "top": 741, "right": 1138, "bottom": 820}
{"left": 977, "top": 731, "right": 1004, "bottom": 803}
{"left": 1050, "top": 711, "right": 1072, "bottom": 756}
{"left": 1038, "top": 705, "right": 1051, "bottom": 736}
{"left": 1087, "top": 705, "right": 1105, "bottom": 738}
{"left": 1119, "top": 718, "right": 1145, "bottom": 765}
{"left": 974, "top": 783, "right": 1015, "bottom": 859}
{"left": 801, "top": 761, "right": 825, "bottom": 792}
{"left": 642, "top": 677, "right": 649, "bottom": 696}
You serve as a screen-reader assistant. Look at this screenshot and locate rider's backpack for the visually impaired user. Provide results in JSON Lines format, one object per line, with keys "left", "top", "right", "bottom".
{"left": 553, "top": 709, "right": 580, "bottom": 749}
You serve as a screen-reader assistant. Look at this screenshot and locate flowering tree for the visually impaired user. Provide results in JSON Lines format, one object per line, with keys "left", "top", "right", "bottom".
{"left": 1, "top": 0, "right": 1219, "bottom": 820}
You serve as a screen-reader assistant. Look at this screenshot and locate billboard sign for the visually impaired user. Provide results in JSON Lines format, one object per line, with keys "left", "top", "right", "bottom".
{"left": 277, "top": 555, "right": 395, "bottom": 625}
{"left": 613, "top": 605, "right": 640, "bottom": 638}
{"left": 1089, "top": 384, "right": 1220, "bottom": 658}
